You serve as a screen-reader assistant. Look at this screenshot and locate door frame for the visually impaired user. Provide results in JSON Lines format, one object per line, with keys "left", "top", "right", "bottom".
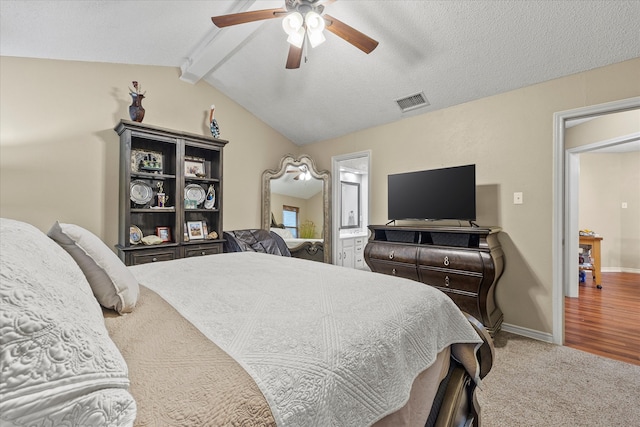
{"left": 565, "top": 132, "right": 640, "bottom": 298}
{"left": 331, "top": 151, "right": 371, "bottom": 265}
{"left": 551, "top": 96, "right": 640, "bottom": 344}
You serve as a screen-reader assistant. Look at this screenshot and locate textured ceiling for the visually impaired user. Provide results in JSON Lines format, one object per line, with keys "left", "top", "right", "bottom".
{"left": 1, "top": 0, "right": 639, "bottom": 145}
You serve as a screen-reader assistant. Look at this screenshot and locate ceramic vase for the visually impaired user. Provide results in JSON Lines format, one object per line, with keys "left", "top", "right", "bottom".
{"left": 129, "top": 93, "right": 145, "bottom": 122}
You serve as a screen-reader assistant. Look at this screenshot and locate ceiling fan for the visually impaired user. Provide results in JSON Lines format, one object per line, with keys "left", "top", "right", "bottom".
{"left": 286, "top": 165, "right": 312, "bottom": 180}
{"left": 211, "top": 0, "right": 379, "bottom": 69}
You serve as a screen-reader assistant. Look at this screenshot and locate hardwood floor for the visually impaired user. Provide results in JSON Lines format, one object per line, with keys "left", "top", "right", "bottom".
{"left": 565, "top": 272, "right": 640, "bottom": 365}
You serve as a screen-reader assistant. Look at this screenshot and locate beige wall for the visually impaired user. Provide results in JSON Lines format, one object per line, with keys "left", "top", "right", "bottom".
{"left": 306, "top": 191, "right": 324, "bottom": 238}
{"left": 0, "top": 56, "right": 298, "bottom": 251}
{"left": 302, "top": 58, "right": 640, "bottom": 334}
{"left": 1, "top": 55, "right": 639, "bottom": 335}
{"left": 579, "top": 152, "right": 640, "bottom": 270}
{"left": 620, "top": 153, "right": 640, "bottom": 269}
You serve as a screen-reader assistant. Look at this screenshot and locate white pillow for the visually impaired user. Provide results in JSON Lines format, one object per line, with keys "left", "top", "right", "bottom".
{"left": 48, "top": 221, "right": 139, "bottom": 314}
{"left": 0, "top": 218, "right": 136, "bottom": 426}
{"left": 270, "top": 227, "right": 294, "bottom": 239}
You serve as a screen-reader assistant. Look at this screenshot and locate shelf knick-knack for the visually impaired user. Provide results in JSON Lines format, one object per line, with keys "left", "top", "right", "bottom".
{"left": 209, "top": 104, "right": 220, "bottom": 138}
{"left": 129, "top": 81, "right": 146, "bottom": 122}
{"left": 204, "top": 184, "right": 216, "bottom": 209}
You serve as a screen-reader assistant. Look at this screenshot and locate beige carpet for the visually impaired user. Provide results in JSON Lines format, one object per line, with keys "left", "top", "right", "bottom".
{"left": 477, "top": 331, "right": 640, "bottom": 426}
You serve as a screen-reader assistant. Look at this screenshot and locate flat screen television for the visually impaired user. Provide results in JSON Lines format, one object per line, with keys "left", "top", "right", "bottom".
{"left": 388, "top": 164, "right": 476, "bottom": 222}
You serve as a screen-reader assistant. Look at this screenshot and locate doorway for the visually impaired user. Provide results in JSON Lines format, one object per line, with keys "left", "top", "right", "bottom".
{"left": 552, "top": 96, "right": 640, "bottom": 345}
{"left": 331, "top": 151, "right": 371, "bottom": 267}
{"left": 565, "top": 131, "right": 640, "bottom": 298}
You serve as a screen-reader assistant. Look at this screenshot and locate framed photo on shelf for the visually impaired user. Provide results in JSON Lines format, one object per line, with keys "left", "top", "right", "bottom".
{"left": 187, "top": 221, "right": 204, "bottom": 240}
{"left": 184, "top": 156, "right": 205, "bottom": 177}
{"left": 155, "top": 226, "right": 171, "bottom": 243}
{"left": 131, "top": 149, "right": 163, "bottom": 174}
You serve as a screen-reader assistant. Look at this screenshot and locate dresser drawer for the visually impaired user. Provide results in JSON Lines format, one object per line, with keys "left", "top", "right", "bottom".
{"left": 440, "top": 292, "right": 481, "bottom": 321}
{"left": 129, "top": 248, "right": 178, "bottom": 265}
{"left": 366, "top": 242, "right": 418, "bottom": 264}
{"left": 354, "top": 239, "right": 364, "bottom": 269}
{"left": 419, "top": 268, "right": 482, "bottom": 294}
{"left": 368, "top": 260, "right": 419, "bottom": 281}
{"left": 184, "top": 243, "right": 222, "bottom": 258}
{"left": 418, "top": 247, "right": 484, "bottom": 273}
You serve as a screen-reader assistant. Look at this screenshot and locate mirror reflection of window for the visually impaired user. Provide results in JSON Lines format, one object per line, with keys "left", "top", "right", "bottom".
{"left": 282, "top": 205, "right": 299, "bottom": 238}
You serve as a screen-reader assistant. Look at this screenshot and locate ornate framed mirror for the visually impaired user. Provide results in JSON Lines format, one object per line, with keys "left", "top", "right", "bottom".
{"left": 262, "top": 155, "right": 331, "bottom": 263}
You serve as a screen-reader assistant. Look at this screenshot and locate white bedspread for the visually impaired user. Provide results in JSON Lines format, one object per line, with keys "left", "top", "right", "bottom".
{"left": 129, "top": 252, "right": 481, "bottom": 427}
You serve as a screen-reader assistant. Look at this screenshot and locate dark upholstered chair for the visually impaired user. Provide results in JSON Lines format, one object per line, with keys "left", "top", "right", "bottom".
{"left": 223, "top": 229, "right": 291, "bottom": 257}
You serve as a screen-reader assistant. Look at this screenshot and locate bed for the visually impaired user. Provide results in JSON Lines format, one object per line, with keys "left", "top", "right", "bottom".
{"left": 0, "top": 218, "right": 493, "bottom": 427}
{"left": 270, "top": 227, "right": 325, "bottom": 262}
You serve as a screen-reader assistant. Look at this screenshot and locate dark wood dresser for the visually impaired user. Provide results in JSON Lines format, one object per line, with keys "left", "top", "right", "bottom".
{"left": 364, "top": 225, "right": 504, "bottom": 335}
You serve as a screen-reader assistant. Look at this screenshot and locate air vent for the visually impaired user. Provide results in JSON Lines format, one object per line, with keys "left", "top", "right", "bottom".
{"left": 395, "top": 92, "right": 430, "bottom": 113}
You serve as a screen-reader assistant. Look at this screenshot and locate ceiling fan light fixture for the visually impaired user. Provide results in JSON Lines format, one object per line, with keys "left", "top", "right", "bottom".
{"left": 283, "top": 11, "right": 305, "bottom": 48}
{"left": 287, "top": 27, "right": 306, "bottom": 48}
{"left": 305, "top": 11, "right": 325, "bottom": 32}
{"left": 305, "top": 11, "right": 326, "bottom": 48}
{"left": 307, "top": 30, "right": 326, "bottom": 48}
{"left": 282, "top": 12, "right": 303, "bottom": 35}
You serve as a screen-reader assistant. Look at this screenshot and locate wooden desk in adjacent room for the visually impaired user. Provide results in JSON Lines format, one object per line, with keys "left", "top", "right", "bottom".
{"left": 579, "top": 235, "right": 603, "bottom": 286}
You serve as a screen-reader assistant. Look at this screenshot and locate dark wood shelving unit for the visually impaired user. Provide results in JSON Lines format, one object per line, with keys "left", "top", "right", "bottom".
{"left": 114, "top": 120, "right": 228, "bottom": 265}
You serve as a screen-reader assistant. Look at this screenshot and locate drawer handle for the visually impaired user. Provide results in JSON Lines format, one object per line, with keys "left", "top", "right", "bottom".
{"left": 152, "top": 257, "right": 158, "bottom": 262}
{"left": 444, "top": 275, "right": 450, "bottom": 287}
{"left": 392, "top": 268, "right": 397, "bottom": 275}
{"left": 201, "top": 251, "right": 206, "bottom": 256}
{"left": 389, "top": 251, "right": 395, "bottom": 260}
{"left": 443, "top": 256, "right": 450, "bottom": 266}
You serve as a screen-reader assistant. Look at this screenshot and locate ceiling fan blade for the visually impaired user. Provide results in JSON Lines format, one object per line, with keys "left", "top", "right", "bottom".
{"left": 286, "top": 44, "right": 303, "bottom": 69}
{"left": 323, "top": 14, "right": 379, "bottom": 54}
{"left": 212, "top": 8, "right": 286, "bottom": 28}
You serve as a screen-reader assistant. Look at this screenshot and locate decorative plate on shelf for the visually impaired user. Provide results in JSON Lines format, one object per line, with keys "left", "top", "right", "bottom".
{"left": 184, "top": 184, "right": 206, "bottom": 205}
{"left": 130, "top": 225, "right": 143, "bottom": 245}
{"left": 130, "top": 180, "right": 153, "bottom": 205}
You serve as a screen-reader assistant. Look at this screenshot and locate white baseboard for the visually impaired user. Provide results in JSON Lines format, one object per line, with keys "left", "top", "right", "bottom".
{"left": 602, "top": 267, "right": 640, "bottom": 274}
{"left": 501, "top": 323, "right": 554, "bottom": 344}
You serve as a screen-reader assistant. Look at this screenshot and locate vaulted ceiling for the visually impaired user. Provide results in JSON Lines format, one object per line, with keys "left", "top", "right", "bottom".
{"left": 1, "top": 0, "right": 638, "bottom": 145}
